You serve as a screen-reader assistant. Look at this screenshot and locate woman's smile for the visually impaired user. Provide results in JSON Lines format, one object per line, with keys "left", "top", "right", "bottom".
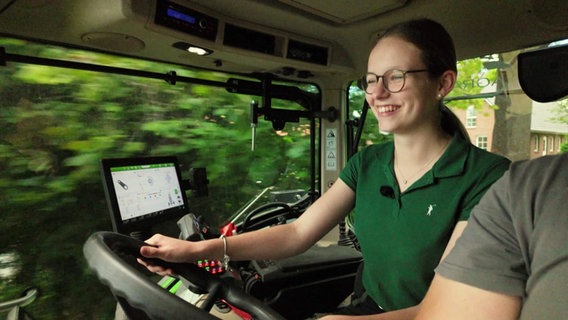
{"left": 376, "top": 104, "right": 401, "bottom": 114}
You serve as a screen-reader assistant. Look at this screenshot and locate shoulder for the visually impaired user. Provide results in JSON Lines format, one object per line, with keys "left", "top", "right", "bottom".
{"left": 508, "top": 153, "right": 567, "bottom": 175}
{"left": 340, "top": 142, "right": 392, "bottom": 189}
{"left": 459, "top": 137, "right": 509, "bottom": 163}
{"left": 359, "top": 141, "right": 392, "bottom": 154}
{"left": 341, "top": 142, "right": 392, "bottom": 179}
{"left": 439, "top": 136, "right": 510, "bottom": 179}
{"left": 504, "top": 153, "right": 568, "bottom": 196}
{"left": 350, "top": 141, "right": 393, "bottom": 162}
{"left": 463, "top": 142, "right": 511, "bottom": 172}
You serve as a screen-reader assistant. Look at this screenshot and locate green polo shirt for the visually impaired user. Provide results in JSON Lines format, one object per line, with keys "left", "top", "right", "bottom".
{"left": 339, "top": 135, "right": 510, "bottom": 311}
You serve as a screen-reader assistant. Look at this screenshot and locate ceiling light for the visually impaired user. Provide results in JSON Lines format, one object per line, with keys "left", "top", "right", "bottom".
{"left": 172, "top": 41, "right": 213, "bottom": 56}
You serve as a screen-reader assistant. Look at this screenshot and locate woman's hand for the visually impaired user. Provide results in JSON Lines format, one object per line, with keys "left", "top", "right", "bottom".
{"left": 137, "top": 233, "right": 198, "bottom": 275}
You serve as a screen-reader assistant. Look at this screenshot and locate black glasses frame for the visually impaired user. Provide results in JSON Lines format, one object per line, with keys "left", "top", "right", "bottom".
{"left": 358, "top": 69, "right": 429, "bottom": 94}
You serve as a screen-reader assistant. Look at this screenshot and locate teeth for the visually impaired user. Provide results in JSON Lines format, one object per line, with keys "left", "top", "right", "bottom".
{"left": 377, "top": 105, "right": 398, "bottom": 113}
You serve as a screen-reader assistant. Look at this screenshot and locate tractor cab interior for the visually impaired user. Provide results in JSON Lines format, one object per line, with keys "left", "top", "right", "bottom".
{"left": 1, "top": 1, "right": 567, "bottom": 319}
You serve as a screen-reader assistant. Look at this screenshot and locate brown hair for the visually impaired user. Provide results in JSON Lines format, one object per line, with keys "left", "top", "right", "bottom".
{"left": 378, "top": 18, "right": 469, "bottom": 141}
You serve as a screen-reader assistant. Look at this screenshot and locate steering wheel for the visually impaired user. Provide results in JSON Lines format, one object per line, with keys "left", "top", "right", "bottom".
{"left": 83, "top": 231, "right": 285, "bottom": 320}
{"left": 241, "top": 202, "right": 292, "bottom": 232}
{"left": 240, "top": 193, "right": 314, "bottom": 232}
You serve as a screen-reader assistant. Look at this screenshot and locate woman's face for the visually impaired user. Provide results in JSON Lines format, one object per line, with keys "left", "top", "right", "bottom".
{"left": 365, "top": 36, "right": 440, "bottom": 134}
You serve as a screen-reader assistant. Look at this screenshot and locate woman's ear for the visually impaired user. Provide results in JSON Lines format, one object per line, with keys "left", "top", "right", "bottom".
{"left": 438, "top": 70, "right": 457, "bottom": 98}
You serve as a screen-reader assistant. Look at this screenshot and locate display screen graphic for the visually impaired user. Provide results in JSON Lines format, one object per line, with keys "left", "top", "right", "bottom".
{"left": 100, "top": 156, "right": 189, "bottom": 234}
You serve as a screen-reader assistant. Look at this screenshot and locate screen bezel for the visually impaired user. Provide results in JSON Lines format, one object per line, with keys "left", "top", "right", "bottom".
{"left": 100, "top": 156, "right": 189, "bottom": 235}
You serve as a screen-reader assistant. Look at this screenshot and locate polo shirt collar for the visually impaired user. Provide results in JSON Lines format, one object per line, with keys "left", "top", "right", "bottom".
{"left": 432, "top": 134, "right": 469, "bottom": 179}
{"left": 379, "top": 134, "right": 469, "bottom": 191}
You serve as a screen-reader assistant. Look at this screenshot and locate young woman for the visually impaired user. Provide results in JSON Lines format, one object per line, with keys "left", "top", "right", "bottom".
{"left": 139, "top": 18, "right": 511, "bottom": 319}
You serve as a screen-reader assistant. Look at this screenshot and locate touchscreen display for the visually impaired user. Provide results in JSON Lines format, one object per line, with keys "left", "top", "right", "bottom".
{"left": 110, "top": 162, "right": 184, "bottom": 222}
{"left": 100, "top": 156, "right": 189, "bottom": 234}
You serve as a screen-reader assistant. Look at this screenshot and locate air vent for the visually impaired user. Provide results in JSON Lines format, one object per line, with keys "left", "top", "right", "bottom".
{"left": 223, "top": 24, "right": 277, "bottom": 55}
{"left": 287, "top": 40, "right": 328, "bottom": 65}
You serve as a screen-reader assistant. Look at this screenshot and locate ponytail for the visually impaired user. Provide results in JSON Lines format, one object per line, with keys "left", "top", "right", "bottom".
{"left": 441, "top": 105, "right": 470, "bottom": 142}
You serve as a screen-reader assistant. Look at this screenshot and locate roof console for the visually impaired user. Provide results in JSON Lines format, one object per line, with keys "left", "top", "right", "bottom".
{"left": 154, "top": 1, "right": 218, "bottom": 41}
{"left": 149, "top": 0, "right": 330, "bottom": 67}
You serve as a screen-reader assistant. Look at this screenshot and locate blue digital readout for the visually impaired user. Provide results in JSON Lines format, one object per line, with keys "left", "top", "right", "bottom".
{"left": 156, "top": 1, "right": 217, "bottom": 40}
{"left": 167, "top": 8, "right": 196, "bottom": 24}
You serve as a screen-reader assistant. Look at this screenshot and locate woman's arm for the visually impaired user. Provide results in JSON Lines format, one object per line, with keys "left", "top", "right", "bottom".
{"left": 139, "top": 179, "right": 355, "bottom": 272}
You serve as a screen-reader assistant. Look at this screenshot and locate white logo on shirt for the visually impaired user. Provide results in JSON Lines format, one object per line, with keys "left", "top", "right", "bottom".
{"left": 427, "top": 204, "right": 436, "bottom": 216}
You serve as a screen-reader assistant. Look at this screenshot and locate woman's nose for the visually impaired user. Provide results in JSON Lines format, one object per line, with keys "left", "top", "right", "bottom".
{"left": 369, "top": 79, "right": 389, "bottom": 98}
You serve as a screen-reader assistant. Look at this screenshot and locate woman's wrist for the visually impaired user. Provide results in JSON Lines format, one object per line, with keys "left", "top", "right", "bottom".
{"left": 220, "top": 235, "right": 231, "bottom": 270}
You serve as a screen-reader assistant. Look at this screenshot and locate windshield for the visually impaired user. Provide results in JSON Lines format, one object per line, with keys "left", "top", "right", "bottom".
{"left": 0, "top": 38, "right": 317, "bottom": 318}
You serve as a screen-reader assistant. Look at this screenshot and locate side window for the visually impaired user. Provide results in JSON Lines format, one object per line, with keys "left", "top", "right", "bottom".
{"left": 476, "top": 136, "right": 488, "bottom": 150}
{"left": 350, "top": 44, "right": 568, "bottom": 162}
{"left": 347, "top": 84, "right": 393, "bottom": 152}
{"left": 466, "top": 105, "right": 477, "bottom": 128}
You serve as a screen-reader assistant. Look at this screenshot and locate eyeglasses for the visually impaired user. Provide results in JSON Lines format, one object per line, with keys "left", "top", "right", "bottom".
{"left": 358, "top": 69, "right": 429, "bottom": 94}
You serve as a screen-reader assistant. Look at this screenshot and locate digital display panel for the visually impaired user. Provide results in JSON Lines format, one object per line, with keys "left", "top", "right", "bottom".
{"left": 100, "top": 156, "right": 189, "bottom": 235}
{"left": 154, "top": 0, "right": 218, "bottom": 41}
{"left": 166, "top": 8, "right": 196, "bottom": 25}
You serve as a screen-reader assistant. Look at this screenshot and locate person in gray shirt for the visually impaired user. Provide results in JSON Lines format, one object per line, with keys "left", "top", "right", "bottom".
{"left": 416, "top": 152, "right": 568, "bottom": 320}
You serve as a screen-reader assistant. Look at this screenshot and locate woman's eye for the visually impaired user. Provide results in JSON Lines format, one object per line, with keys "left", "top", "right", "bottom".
{"left": 390, "top": 74, "right": 404, "bottom": 81}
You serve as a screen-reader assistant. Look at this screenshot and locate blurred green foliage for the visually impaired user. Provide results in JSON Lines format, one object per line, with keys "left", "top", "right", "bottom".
{"left": 0, "top": 38, "right": 315, "bottom": 319}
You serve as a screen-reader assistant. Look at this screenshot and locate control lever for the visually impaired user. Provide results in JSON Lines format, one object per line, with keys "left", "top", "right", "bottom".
{"left": 177, "top": 213, "right": 204, "bottom": 241}
{"left": 250, "top": 100, "right": 259, "bottom": 151}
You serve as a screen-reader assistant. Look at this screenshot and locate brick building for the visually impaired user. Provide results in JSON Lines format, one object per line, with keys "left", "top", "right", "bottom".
{"left": 450, "top": 100, "right": 568, "bottom": 160}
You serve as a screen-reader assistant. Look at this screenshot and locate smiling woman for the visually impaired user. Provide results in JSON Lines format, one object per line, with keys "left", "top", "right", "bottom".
{"left": 0, "top": 1, "right": 567, "bottom": 319}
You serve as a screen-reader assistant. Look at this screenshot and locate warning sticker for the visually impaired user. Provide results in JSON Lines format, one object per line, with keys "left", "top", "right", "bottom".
{"left": 325, "top": 129, "right": 337, "bottom": 170}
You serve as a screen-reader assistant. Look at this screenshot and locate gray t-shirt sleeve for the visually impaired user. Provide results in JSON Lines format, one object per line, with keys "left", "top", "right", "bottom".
{"left": 435, "top": 170, "right": 528, "bottom": 297}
